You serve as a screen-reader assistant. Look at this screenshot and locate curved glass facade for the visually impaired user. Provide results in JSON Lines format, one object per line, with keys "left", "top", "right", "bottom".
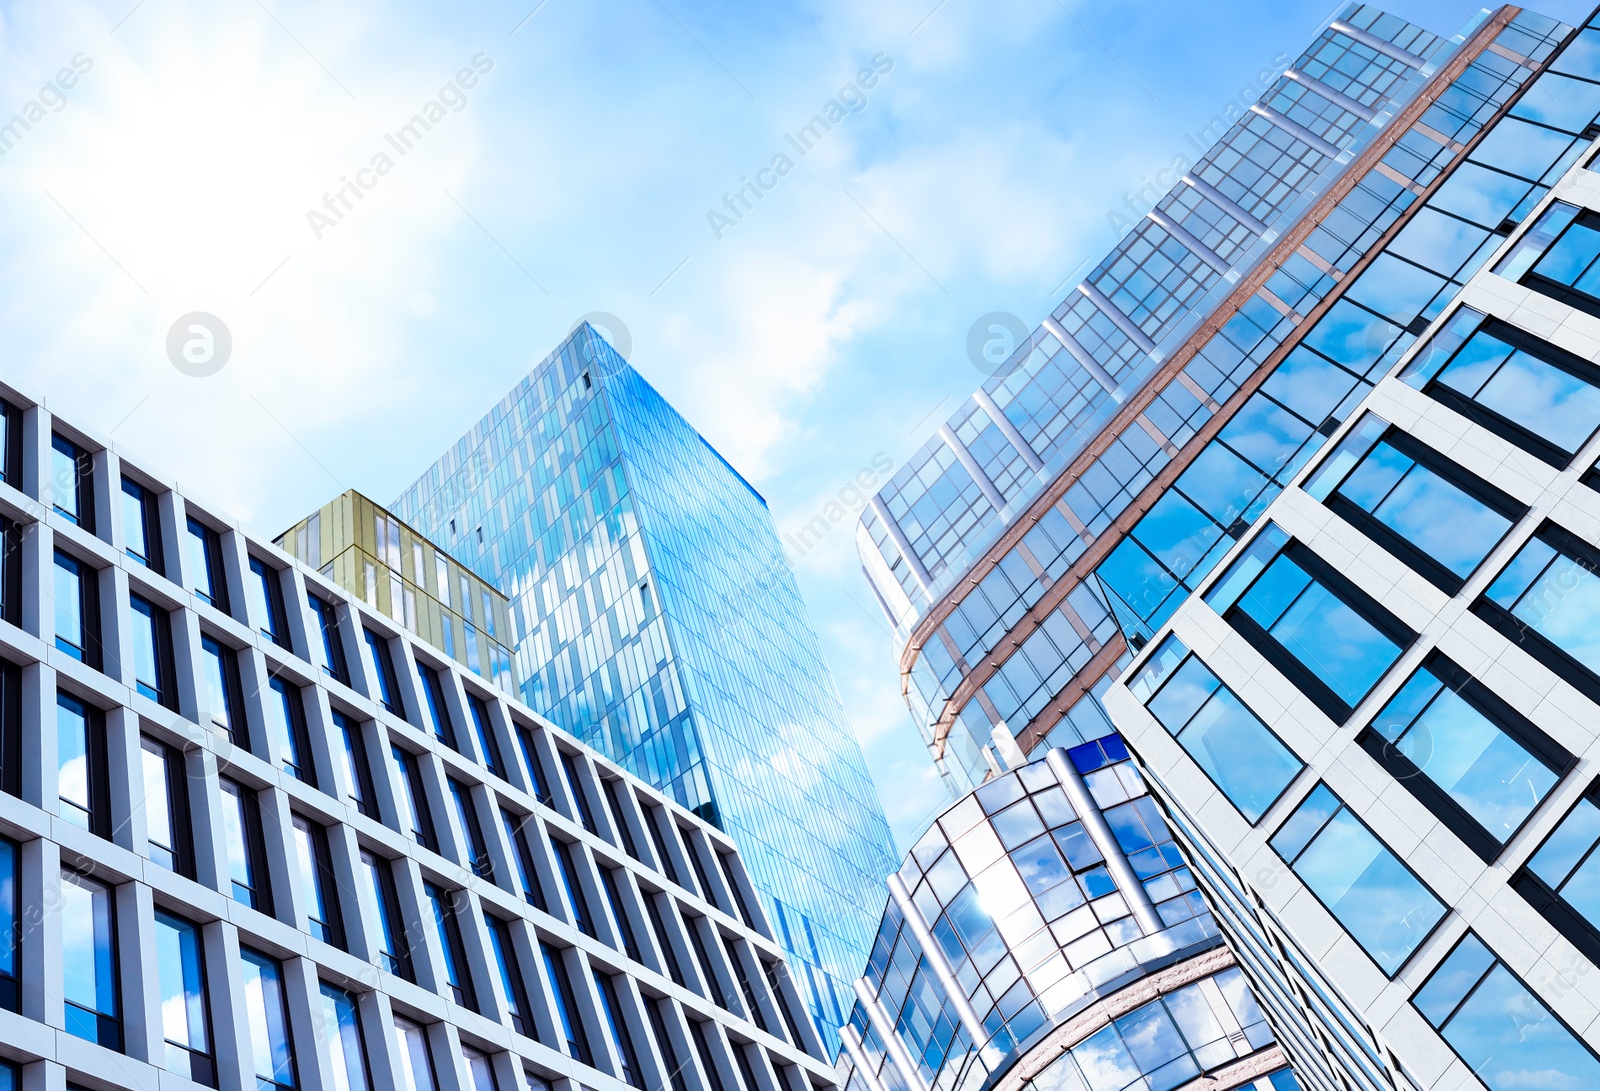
{"left": 836, "top": 740, "right": 1299, "bottom": 1091}
{"left": 858, "top": 4, "right": 1578, "bottom": 795}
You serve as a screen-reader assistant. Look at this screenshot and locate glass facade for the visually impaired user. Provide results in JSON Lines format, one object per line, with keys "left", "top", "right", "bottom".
{"left": 836, "top": 742, "right": 1294, "bottom": 1091}
{"left": 855, "top": 4, "right": 1581, "bottom": 794}
{"left": 277, "top": 490, "right": 517, "bottom": 693}
{"left": 1100, "top": 10, "right": 1600, "bottom": 1089}
{"left": 393, "top": 323, "right": 898, "bottom": 1045}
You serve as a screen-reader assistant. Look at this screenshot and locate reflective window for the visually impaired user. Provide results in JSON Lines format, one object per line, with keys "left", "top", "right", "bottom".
{"left": 1305, "top": 415, "right": 1520, "bottom": 592}
{"left": 1132, "top": 638, "right": 1302, "bottom": 823}
{"left": 1414, "top": 932, "right": 1600, "bottom": 1091}
{"left": 1498, "top": 201, "right": 1600, "bottom": 319}
{"left": 1208, "top": 526, "right": 1412, "bottom": 722}
{"left": 0, "top": 837, "right": 17, "bottom": 1012}
{"left": 240, "top": 948, "right": 296, "bottom": 1091}
{"left": 57, "top": 693, "right": 105, "bottom": 835}
{"left": 501, "top": 810, "right": 545, "bottom": 910}
{"left": 602, "top": 868, "right": 641, "bottom": 961}
{"left": 62, "top": 869, "right": 120, "bottom": 1050}
{"left": 392, "top": 745, "right": 435, "bottom": 850}
{"left": 264, "top": 677, "right": 310, "bottom": 783}
{"left": 185, "top": 517, "right": 226, "bottom": 610}
{"left": 52, "top": 433, "right": 90, "bottom": 528}
{"left": 199, "top": 636, "right": 240, "bottom": 740}
{"left": 425, "top": 883, "right": 473, "bottom": 1009}
{"left": 291, "top": 815, "right": 343, "bottom": 948}
{"left": 516, "top": 725, "right": 552, "bottom": 805}
{"left": 121, "top": 477, "right": 159, "bottom": 570}
{"left": 219, "top": 778, "right": 269, "bottom": 912}
{"left": 595, "top": 970, "right": 643, "bottom": 1088}
{"left": 561, "top": 752, "right": 596, "bottom": 833}
{"left": 1368, "top": 657, "right": 1568, "bottom": 860}
{"left": 542, "top": 943, "right": 592, "bottom": 1063}
{"left": 364, "top": 629, "right": 401, "bottom": 715}
{"left": 153, "top": 911, "right": 212, "bottom": 1086}
{"left": 332, "top": 711, "right": 373, "bottom": 816}
{"left": 142, "top": 736, "right": 189, "bottom": 874}
{"left": 1403, "top": 311, "right": 1600, "bottom": 467}
{"left": 469, "top": 696, "right": 503, "bottom": 776}
{"left": 394, "top": 1017, "right": 439, "bottom": 1091}
{"left": 308, "top": 594, "right": 348, "bottom": 683}
{"left": 646, "top": 896, "right": 685, "bottom": 986}
{"left": 552, "top": 837, "right": 593, "bottom": 936}
{"left": 1518, "top": 787, "right": 1600, "bottom": 965}
{"left": 450, "top": 779, "right": 493, "bottom": 880}
{"left": 358, "top": 850, "right": 411, "bottom": 980}
{"left": 319, "top": 984, "right": 371, "bottom": 1091}
{"left": 129, "top": 594, "right": 172, "bottom": 706}
{"left": 416, "top": 663, "right": 454, "bottom": 747}
{"left": 606, "top": 780, "right": 641, "bottom": 861}
{"left": 463, "top": 1048, "right": 499, "bottom": 1091}
{"left": 1480, "top": 529, "right": 1600, "bottom": 701}
{"left": 1271, "top": 784, "right": 1444, "bottom": 974}
{"left": 485, "top": 914, "right": 532, "bottom": 1037}
{"left": 54, "top": 550, "right": 95, "bottom": 664}
{"left": 248, "top": 558, "right": 286, "bottom": 647}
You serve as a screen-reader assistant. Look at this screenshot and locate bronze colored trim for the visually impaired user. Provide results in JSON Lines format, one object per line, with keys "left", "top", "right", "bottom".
{"left": 987, "top": 945, "right": 1239, "bottom": 1091}
{"left": 914, "top": 8, "right": 1523, "bottom": 758}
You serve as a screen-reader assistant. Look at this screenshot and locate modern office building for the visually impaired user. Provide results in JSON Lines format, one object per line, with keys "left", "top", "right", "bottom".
{"left": 855, "top": 3, "right": 1578, "bottom": 795}
{"left": 856, "top": 2, "right": 1600, "bottom": 1088}
{"left": 391, "top": 326, "right": 899, "bottom": 1050}
{"left": 835, "top": 739, "right": 1299, "bottom": 1091}
{"left": 276, "top": 490, "right": 519, "bottom": 696}
{"left": 0, "top": 386, "right": 838, "bottom": 1091}
{"left": 1106, "top": 23, "right": 1600, "bottom": 1091}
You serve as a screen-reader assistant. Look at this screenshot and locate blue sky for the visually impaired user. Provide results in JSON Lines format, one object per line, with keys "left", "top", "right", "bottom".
{"left": 0, "top": 0, "right": 1591, "bottom": 852}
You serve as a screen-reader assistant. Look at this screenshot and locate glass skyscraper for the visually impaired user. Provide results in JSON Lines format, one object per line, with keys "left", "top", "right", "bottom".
{"left": 393, "top": 325, "right": 899, "bottom": 1048}
{"left": 856, "top": 2, "right": 1600, "bottom": 1088}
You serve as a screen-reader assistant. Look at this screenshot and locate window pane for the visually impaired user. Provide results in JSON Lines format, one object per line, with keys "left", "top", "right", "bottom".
{"left": 0, "top": 838, "right": 17, "bottom": 987}
{"left": 463, "top": 1048, "right": 498, "bottom": 1091}
{"left": 1239, "top": 552, "right": 1403, "bottom": 710}
{"left": 359, "top": 851, "right": 408, "bottom": 978}
{"left": 52, "top": 436, "right": 81, "bottom": 523}
{"left": 61, "top": 870, "right": 118, "bottom": 1047}
{"left": 1485, "top": 536, "right": 1600, "bottom": 676}
{"left": 1416, "top": 936, "right": 1600, "bottom": 1091}
{"left": 240, "top": 949, "right": 296, "bottom": 1090}
{"left": 320, "top": 984, "right": 370, "bottom": 1091}
{"left": 265, "top": 679, "right": 305, "bottom": 779}
{"left": 153, "top": 911, "right": 210, "bottom": 1080}
{"left": 292, "top": 817, "right": 334, "bottom": 944}
{"left": 200, "top": 638, "right": 234, "bottom": 735}
{"left": 332, "top": 712, "right": 369, "bottom": 813}
{"left": 1272, "top": 787, "right": 1444, "bottom": 974}
{"left": 1371, "top": 666, "right": 1558, "bottom": 841}
{"left": 1435, "top": 327, "right": 1600, "bottom": 456}
{"left": 142, "top": 738, "right": 177, "bottom": 869}
{"left": 57, "top": 694, "right": 93, "bottom": 830}
{"left": 54, "top": 552, "right": 84, "bottom": 659}
{"left": 1329, "top": 438, "right": 1513, "bottom": 580}
{"left": 122, "top": 479, "right": 152, "bottom": 566}
{"left": 220, "top": 779, "right": 261, "bottom": 908}
{"left": 394, "top": 1017, "right": 439, "bottom": 1091}
{"left": 186, "top": 519, "right": 218, "bottom": 605}
{"left": 248, "top": 558, "right": 281, "bottom": 642}
{"left": 130, "top": 596, "right": 161, "bottom": 701}
{"left": 1140, "top": 649, "right": 1301, "bottom": 823}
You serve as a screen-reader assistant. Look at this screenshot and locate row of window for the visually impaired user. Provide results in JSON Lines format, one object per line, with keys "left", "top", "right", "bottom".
{"left": 1126, "top": 298, "right": 1600, "bottom": 1082}
{"left": 0, "top": 837, "right": 799, "bottom": 1091}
